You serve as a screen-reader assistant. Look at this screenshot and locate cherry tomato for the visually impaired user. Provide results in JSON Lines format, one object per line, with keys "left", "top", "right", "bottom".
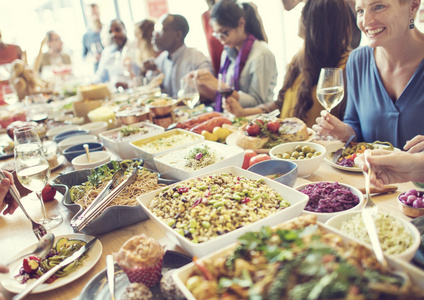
{"left": 242, "top": 150, "right": 258, "bottom": 169}
{"left": 42, "top": 184, "right": 56, "bottom": 202}
{"left": 266, "top": 121, "right": 280, "bottom": 133}
{"left": 249, "top": 154, "right": 271, "bottom": 167}
{"left": 245, "top": 123, "right": 260, "bottom": 136}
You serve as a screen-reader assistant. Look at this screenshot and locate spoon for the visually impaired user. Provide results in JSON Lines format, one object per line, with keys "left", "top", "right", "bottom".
{"left": 5, "top": 233, "right": 55, "bottom": 267}
{"left": 332, "top": 134, "right": 356, "bottom": 164}
{"left": 83, "top": 144, "right": 91, "bottom": 163}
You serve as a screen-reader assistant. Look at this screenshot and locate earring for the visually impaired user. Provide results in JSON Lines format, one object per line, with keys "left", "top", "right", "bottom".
{"left": 410, "top": 18, "right": 415, "bottom": 29}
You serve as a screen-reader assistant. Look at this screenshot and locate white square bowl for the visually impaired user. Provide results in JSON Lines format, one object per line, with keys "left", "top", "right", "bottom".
{"left": 172, "top": 220, "right": 424, "bottom": 300}
{"left": 153, "top": 140, "right": 245, "bottom": 180}
{"left": 130, "top": 129, "right": 205, "bottom": 171}
{"left": 136, "top": 166, "right": 308, "bottom": 257}
{"left": 99, "top": 122, "right": 164, "bottom": 159}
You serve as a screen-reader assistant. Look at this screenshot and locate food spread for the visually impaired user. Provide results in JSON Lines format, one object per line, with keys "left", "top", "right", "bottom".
{"left": 133, "top": 132, "right": 200, "bottom": 154}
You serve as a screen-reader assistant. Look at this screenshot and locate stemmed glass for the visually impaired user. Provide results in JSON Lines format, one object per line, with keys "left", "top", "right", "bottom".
{"left": 217, "top": 73, "right": 234, "bottom": 118}
{"left": 13, "top": 126, "right": 42, "bottom": 145}
{"left": 14, "top": 143, "right": 63, "bottom": 230}
{"left": 178, "top": 77, "right": 200, "bottom": 110}
{"left": 316, "top": 67, "right": 344, "bottom": 140}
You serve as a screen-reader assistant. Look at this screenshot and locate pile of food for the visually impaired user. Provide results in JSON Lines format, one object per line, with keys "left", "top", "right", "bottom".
{"left": 333, "top": 141, "right": 394, "bottom": 167}
{"left": 299, "top": 182, "right": 360, "bottom": 213}
{"left": 340, "top": 209, "right": 414, "bottom": 255}
{"left": 105, "top": 124, "right": 151, "bottom": 142}
{"left": 236, "top": 117, "right": 309, "bottom": 149}
{"left": 16, "top": 238, "right": 87, "bottom": 284}
{"left": 132, "top": 131, "right": 200, "bottom": 154}
{"left": 174, "top": 112, "right": 232, "bottom": 135}
{"left": 183, "top": 215, "right": 424, "bottom": 299}
{"left": 9, "top": 59, "right": 48, "bottom": 100}
{"left": 69, "top": 160, "right": 164, "bottom": 209}
{"left": 273, "top": 144, "right": 322, "bottom": 161}
{"left": 148, "top": 173, "right": 290, "bottom": 243}
{"left": 398, "top": 189, "right": 424, "bottom": 209}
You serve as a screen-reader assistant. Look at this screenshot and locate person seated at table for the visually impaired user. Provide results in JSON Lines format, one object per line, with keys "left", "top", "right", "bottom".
{"left": 0, "top": 29, "right": 22, "bottom": 65}
{"left": 0, "top": 171, "right": 18, "bottom": 215}
{"left": 282, "top": 0, "right": 361, "bottom": 49}
{"left": 34, "top": 30, "right": 72, "bottom": 75}
{"left": 82, "top": 3, "right": 104, "bottom": 73}
{"left": 141, "top": 14, "right": 212, "bottom": 97}
{"left": 354, "top": 150, "right": 424, "bottom": 188}
{"left": 225, "top": 0, "right": 352, "bottom": 128}
{"left": 92, "top": 19, "right": 139, "bottom": 90}
{"left": 313, "top": 0, "right": 424, "bottom": 150}
{"left": 194, "top": 0, "right": 277, "bottom": 111}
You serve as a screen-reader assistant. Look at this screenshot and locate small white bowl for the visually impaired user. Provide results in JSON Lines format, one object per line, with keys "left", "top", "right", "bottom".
{"left": 71, "top": 151, "right": 111, "bottom": 170}
{"left": 325, "top": 210, "right": 421, "bottom": 262}
{"left": 46, "top": 125, "right": 79, "bottom": 140}
{"left": 295, "top": 181, "right": 364, "bottom": 222}
{"left": 270, "top": 142, "right": 326, "bottom": 178}
{"left": 58, "top": 134, "right": 98, "bottom": 153}
{"left": 79, "top": 121, "right": 108, "bottom": 136}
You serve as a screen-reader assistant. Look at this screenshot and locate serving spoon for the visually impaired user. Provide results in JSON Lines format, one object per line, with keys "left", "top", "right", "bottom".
{"left": 5, "top": 233, "right": 55, "bottom": 267}
{"left": 83, "top": 144, "right": 91, "bottom": 163}
{"left": 332, "top": 134, "right": 356, "bottom": 164}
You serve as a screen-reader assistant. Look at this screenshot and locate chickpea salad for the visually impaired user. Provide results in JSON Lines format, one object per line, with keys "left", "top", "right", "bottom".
{"left": 148, "top": 174, "right": 290, "bottom": 243}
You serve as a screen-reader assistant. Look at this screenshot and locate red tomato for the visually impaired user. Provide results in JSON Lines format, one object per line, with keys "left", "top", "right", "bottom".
{"left": 245, "top": 123, "right": 260, "bottom": 136}
{"left": 242, "top": 150, "right": 258, "bottom": 169}
{"left": 42, "top": 184, "right": 56, "bottom": 202}
{"left": 249, "top": 154, "right": 271, "bottom": 167}
{"left": 254, "top": 119, "right": 264, "bottom": 125}
{"left": 266, "top": 121, "right": 280, "bottom": 133}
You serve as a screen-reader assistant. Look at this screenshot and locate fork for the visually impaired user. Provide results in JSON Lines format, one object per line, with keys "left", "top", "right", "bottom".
{"left": 0, "top": 171, "right": 46, "bottom": 240}
{"left": 363, "top": 149, "right": 375, "bottom": 207}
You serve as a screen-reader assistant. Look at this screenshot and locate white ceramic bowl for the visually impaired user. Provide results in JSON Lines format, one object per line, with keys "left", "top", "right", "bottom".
{"left": 71, "top": 151, "right": 111, "bottom": 170}
{"left": 137, "top": 166, "right": 308, "bottom": 257}
{"left": 46, "top": 125, "right": 79, "bottom": 140}
{"left": 325, "top": 210, "right": 421, "bottom": 262}
{"left": 99, "top": 122, "right": 164, "bottom": 159}
{"left": 57, "top": 134, "right": 98, "bottom": 153}
{"left": 153, "top": 141, "right": 244, "bottom": 180}
{"left": 130, "top": 129, "right": 204, "bottom": 171}
{"left": 270, "top": 141, "right": 326, "bottom": 178}
{"left": 295, "top": 181, "right": 364, "bottom": 222}
{"left": 79, "top": 121, "right": 108, "bottom": 136}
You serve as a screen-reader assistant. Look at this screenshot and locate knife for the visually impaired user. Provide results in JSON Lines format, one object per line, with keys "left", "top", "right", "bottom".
{"left": 13, "top": 237, "right": 98, "bottom": 300}
{"left": 106, "top": 255, "right": 115, "bottom": 300}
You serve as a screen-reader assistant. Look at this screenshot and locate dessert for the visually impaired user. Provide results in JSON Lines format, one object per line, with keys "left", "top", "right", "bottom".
{"left": 113, "top": 234, "right": 165, "bottom": 287}
{"left": 121, "top": 282, "right": 153, "bottom": 300}
{"left": 160, "top": 269, "right": 185, "bottom": 300}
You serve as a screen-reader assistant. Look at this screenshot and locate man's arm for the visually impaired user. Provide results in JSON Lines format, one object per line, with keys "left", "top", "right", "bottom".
{"left": 282, "top": 0, "right": 303, "bottom": 11}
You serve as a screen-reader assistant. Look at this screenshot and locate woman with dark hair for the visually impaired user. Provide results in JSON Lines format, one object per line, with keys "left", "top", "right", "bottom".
{"left": 226, "top": 0, "right": 352, "bottom": 127}
{"left": 134, "top": 19, "right": 158, "bottom": 65}
{"left": 195, "top": 0, "right": 277, "bottom": 110}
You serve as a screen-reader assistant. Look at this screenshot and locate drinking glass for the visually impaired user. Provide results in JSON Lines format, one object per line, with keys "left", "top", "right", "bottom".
{"left": 14, "top": 143, "right": 63, "bottom": 230}
{"left": 13, "top": 126, "right": 42, "bottom": 145}
{"left": 217, "top": 73, "right": 235, "bottom": 118}
{"left": 178, "top": 77, "right": 200, "bottom": 110}
{"left": 2, "top": 84, "right": 19, "bottom": 106}
{"left": 316, "top": 67, "right": 344, "bottom": 140}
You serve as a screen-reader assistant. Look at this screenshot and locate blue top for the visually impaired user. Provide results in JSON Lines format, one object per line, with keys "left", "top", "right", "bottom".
{"left": 82, "top": 28, "right": 103, "bottom": 72}
{"left": 155, "top": 44, "right": 212, "bottom": 97}
{"left": 221, "top": 40, "right": 277, "bottom": 108}
{"left": 344, "top": 46, "right": 424, "bottom": 148}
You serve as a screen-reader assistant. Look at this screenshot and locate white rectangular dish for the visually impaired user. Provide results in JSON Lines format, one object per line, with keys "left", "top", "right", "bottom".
{"left": 99, "top": 122, "right": 164, "bottom": 159}
{"left": 173, "top": 219, "right": 424, "bottom": 300}
{"left": 130, "top": 129, "right": 204, "bottom": 171}
{"left": 136, "top": 166, "right": 308, "bottom": 257}
{"left": 153, "top": 140, "right": 244, "bottom": 180}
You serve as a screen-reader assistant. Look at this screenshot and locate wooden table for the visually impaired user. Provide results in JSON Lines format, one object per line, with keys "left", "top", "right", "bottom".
{"left": 0, "top": 138, "right": 419, "bottom": 300}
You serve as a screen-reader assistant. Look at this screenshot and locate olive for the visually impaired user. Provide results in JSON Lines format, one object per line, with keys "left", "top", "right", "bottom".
{"left": 298, "top": 156, "right": 305, "bottom": 160}
{"left": 291, "top": 151, "right": 299, "bottom": 158}
{"left": 306, "top": 152, "right": 314, "bottom": 158}
{"left": 302, "top": 146, "right": 311, "bottom": 154}
{"left": 295, "top": 145, "right": 303, "bottom": 152}
{"left": 282, "top": 153, "right": 291, "bottom": 159}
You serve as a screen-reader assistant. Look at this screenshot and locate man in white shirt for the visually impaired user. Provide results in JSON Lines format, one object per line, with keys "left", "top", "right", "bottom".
{"left": 143, "top": 14, "right": 212, "bottom": 97}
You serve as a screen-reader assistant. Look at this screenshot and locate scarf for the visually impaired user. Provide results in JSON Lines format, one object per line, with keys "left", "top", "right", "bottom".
{"left": 214, "top": 34, "right": 257, "bottom": 112}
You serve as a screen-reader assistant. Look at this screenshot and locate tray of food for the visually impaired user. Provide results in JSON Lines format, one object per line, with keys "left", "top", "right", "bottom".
{"left": 173, "top": 214, "right": 424, "bottom": 300}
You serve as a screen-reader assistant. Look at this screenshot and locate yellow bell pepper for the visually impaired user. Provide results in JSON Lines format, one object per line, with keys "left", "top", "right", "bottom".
{"left": 212, "top": 127, "right": 231, "bottom": 140}
{"left": 201, "top": 130, "right": 219, "bottom": 142}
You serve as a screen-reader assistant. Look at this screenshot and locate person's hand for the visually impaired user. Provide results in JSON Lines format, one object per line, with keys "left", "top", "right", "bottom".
{"left": 312, "top": 110, "right": 355, "bottom": 141}
{"left": 354, "top": 150, "right": 424, "bottom": 188}
{"left": 404, "top": 135, "right": 424, "bottom": 153}
{"left": 0, "top": 171, "right": 19, "bottom": 215}
{"left": 225, "top": 96, "right": 245, "bottom": 117}
{"left": 0, "top": 264, "right": 8, "bottom": 300}
{"left": 191, "top": 69, "right": 219, "bottom": 100}
{"left": 141, "top": 58, "right": 157, "bottom": 76}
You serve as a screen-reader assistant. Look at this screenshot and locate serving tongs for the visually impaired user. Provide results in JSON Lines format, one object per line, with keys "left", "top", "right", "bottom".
{"left": 71, "top": 169, "right": 124, "bottom": 229}
{"left": 72, "top": 168, "right": 138, "bottom": 232}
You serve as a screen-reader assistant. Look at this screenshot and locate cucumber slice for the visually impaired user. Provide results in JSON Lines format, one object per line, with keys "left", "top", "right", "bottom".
{"left": 55, "top": 237, "right": 69, "bottom": 252}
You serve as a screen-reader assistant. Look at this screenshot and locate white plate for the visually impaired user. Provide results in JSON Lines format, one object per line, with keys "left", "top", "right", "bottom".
{"left": 1, "top": 233, "right": 102, "bottom": 294}
{"left": 51, "top": 155, "right": 66, "bottom": 171}
{"left": 324, "top": 142, "right": 399, "bottom": 172}
{"left": 226, "top": 128, "right": 315, "bottom": 154}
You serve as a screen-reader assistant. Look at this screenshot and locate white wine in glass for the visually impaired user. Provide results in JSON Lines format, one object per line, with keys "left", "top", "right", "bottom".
{"left": 178, "top": 77, "right": 200, "bottom": 110}
{"left": 15, "top": 143, "right": 63, "bottom": 230}
{"left": 316, "top": 68, "right": 344, "bottom": 140}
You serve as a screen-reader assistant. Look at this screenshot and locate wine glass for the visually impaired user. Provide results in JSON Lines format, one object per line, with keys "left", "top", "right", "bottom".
{"left": 316, "top": 67, "right": 344, "bottom": 140}
{"left": 2, "top": 84, "right": 19, "bottom": 106}
{"left": 14, "top": 143, "right": 63, "bottom": 230}
{"left": 178, "top": 77, "right": 200, "bottom": 110}
{"left": 13, "top": 126, "right": 42, "bottom": 145}
{"left": 217, "top": 73, "right": 234, "bottom": 118}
